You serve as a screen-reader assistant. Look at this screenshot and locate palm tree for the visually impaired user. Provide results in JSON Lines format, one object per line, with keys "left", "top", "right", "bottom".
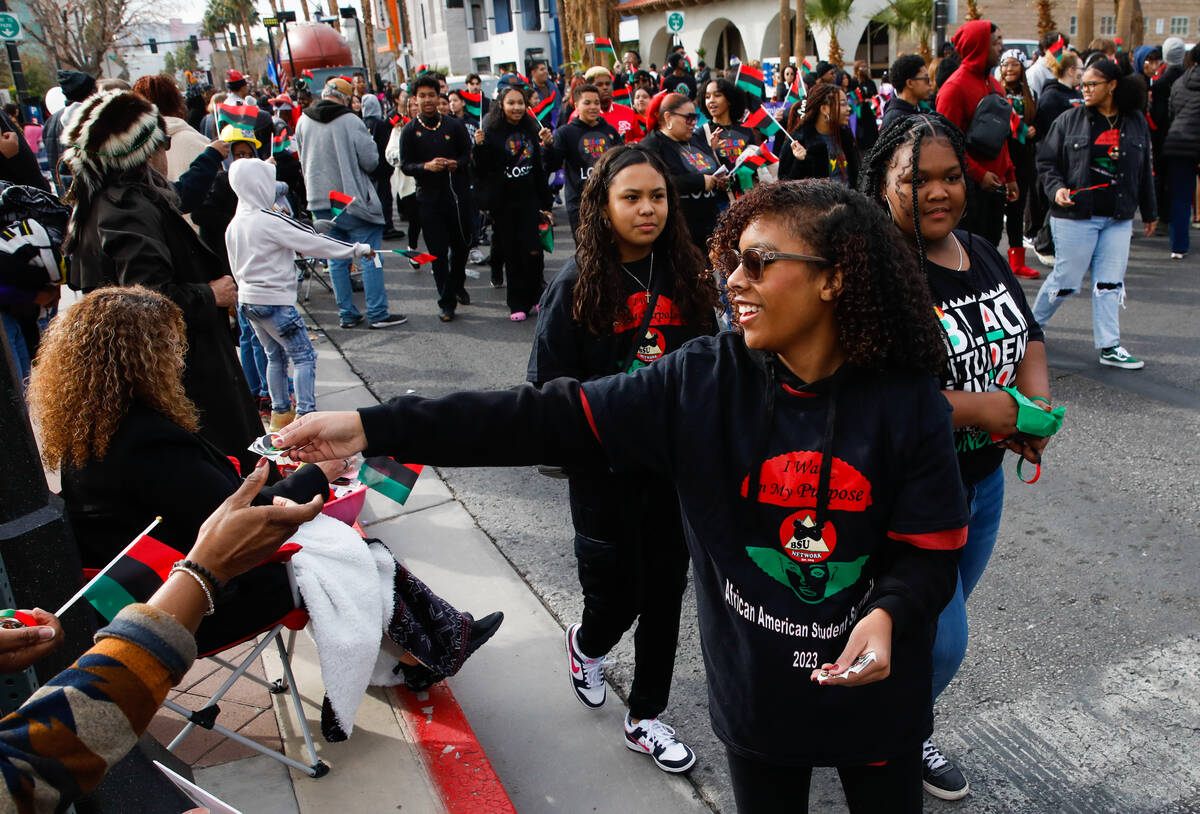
{"left": 202, "top": 0, "right": 240, "bottom": 73}
{"left": 875, "top": 0, "right": 933, "bottom": 63}
{"left": 807, "top": 0, "right": 855, "bottom": 67}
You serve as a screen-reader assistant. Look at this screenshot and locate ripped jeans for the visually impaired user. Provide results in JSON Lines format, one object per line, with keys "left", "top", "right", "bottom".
{"left": 1032, "top": 216, "right": 1132, "bottom": 349}
{"left": 239, "top": 304, "right": 318, "bottom": 414}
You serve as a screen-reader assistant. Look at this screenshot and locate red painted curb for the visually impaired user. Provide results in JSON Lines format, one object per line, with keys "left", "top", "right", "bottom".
{"left": 392, "top": 683, "right": 517, "bottom": 813}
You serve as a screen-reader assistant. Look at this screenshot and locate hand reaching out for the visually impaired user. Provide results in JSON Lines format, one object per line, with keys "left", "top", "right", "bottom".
{"left": 276, "top": 411, "right": 369, "bottom": 464}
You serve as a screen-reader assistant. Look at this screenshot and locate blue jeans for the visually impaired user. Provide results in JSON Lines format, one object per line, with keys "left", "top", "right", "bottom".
{"left": 236, "top": 308, "right": 269, "bottom": 398}
{"left": 931, "top": 465, "right": 1005, "bottom": 700}
{"left": 310, "top": 208, "right": 387, "bottom": 324}
{"left": 1033, "top": 216, "right": 1132, "bottom": 349}
{"left": 1, "top": 311, "right": 30, "bottom": 387}
{"left": 240, "top": 304, "right": 317, "bottom": 414}
{"left": 1167, "top": 157, "right": 1195, "bottom": 256}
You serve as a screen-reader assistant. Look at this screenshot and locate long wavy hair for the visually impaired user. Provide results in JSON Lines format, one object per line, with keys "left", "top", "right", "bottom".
{"left": 708, "top": 180, "right": 946, "bottom": 376}
{"left": 28, "top": 286, "right": 198, "bottom": 471}
{"left": 573, "top": 145, "right": 715, "bottom": 335}
{"left": 481, "top": 84, "right": 538, "bottom": 138}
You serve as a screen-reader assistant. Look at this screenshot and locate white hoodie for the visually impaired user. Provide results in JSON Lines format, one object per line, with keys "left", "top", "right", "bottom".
{"left": 226, "top": 158, "right": 371, "bottom": 306}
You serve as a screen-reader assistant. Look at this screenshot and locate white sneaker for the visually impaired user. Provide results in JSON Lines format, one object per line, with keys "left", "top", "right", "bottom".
{"left": 624, "top": 714, "right": 696, "bottom": 773}
{"left": 1034, "top": 249, "right": 1056, "bottom": 266}
{"left": 565, "top": 623, "right": 606, "bottom": 708}
{"left": 1098, "top": 345, "right": 1145, "bottom": 370}
{"left": 1169, "top": 252, "right": 1186, "bottom": 260}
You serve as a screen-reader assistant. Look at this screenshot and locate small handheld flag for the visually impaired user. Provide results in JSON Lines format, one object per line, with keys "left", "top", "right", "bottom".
{"left": 531, "top": 90, "right": 556, "bottom": 125}
{"left": 56, "top": 517, "right": 169, "bottom": 619}
{"left": 743, "top": 106, "right": 793, "bottom": 143}
{"left": 785, "top": 76, "right": 805, "bottom": 106}
{"left": 735, "top": 64, "right": 766, "bottom": 100}
{"left": 358, "top": 457, "right": 424, "bottom": 504}
{"left": 272, "top": 133, "right": 293, "bottom": 154}
{"left": 329, "top": 190, "right": 354, "bottom": 217}
{"left": 217, "top": 102, "right": 260, "bottom": 131}
{"left": 302, "top": 69, "right": 315, "bottom": 80}
{"left": 460, "top": 90, "right": 483, "bottom": 118}
{"left": 1047, "top": 35, "right": 1065, "bottom": 63}
{"left": 392, "top": 248, "right": 437, "bottom": 264}
{"left": 594, "top": 37, "right": 616, "bottom": 57}
{"left": 611, "top": 86, "right": 631, "bottom": 108}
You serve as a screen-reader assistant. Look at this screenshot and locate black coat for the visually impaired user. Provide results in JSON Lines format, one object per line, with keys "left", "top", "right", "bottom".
{"left": 68, "top": 182, "right": 263, "bottom": 463}
{"left": 1163, "top": 66, "right": 1200, "bottom": 161}
{"left": 1036, "top": 104, "right": 1157, "bottom": 223}
{"left": 62, "top": 403, "right": 328, "bottom": 654}
{"left": 777, "top": 123, "right": 861, "bottom": 188}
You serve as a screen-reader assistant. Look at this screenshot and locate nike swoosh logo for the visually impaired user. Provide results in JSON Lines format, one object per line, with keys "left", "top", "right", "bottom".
{"left": 572, "top": 662, "right": 580, "bottom": 675}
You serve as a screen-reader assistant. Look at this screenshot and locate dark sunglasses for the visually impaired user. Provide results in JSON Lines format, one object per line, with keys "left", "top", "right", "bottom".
{"left": 722, "top": 247, "right": 829, "bottom": 282}
{"left": 670, "top": 110, "right": 699, "bottom": 124}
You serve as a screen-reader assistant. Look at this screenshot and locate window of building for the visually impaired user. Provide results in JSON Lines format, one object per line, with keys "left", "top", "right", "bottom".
{"left": 1169, "top": 16, "right": 1188, "bottom": 36}
{"left": 1155, "top": 18, "right": 1164, "bottom": 34}
{"left": 1099, "top": 16, "right": 1116, "bottom": 36}
{"left": 522, "top": 0, "right": 540, "bottom": 31}
{"left": 470, "top": 0, "right": 487, "bottom": 42}
{"left": 1069, "top": 15, "right": 1077, "bottom": 36}
{"left": 493, "top": 0, "right": 512, "bottom": 34}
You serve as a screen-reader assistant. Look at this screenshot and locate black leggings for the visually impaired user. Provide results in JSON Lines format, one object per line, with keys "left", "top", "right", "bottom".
{"left": 399, "top": 193, "right": 421, "bottom": 249}
{"left": 726, "top": 746, "right": 923, "bottom": 814}
{"left": 1006, "top": 152, "right": 1035, "bottom": 249}
{"left": 490, "top": 203, "right": 544, "bottom": 314}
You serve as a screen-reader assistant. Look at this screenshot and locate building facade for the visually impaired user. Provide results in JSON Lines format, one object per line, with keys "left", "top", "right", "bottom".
{"left": 403, "top": 0, "right": 564, "bottom": 76}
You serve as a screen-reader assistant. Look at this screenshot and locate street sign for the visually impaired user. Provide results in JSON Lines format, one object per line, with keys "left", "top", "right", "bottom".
{"left": 0, "top": 13, "right": 21, "bottom": 41}
{"left": 667, "top": 11, "right": 685, "bottom": 34}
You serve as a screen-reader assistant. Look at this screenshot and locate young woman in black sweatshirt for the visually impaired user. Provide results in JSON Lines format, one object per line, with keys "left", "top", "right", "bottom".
{"left": 278, "top": 180, "right": 969, "bottom": 813}
{"left": 472, "top": 85, "right": 554, "bottom": 320}
{"left": 527, "top": 145, "right": 717, "bottom": 772}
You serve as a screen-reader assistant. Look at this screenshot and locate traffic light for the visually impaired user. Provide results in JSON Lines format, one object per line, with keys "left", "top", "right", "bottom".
{"left": 189, "top": 34, "right": 199, "bottom": 51}
{"left": 229, "top": 31, "right": 238, "bottom": 47}
{"left": 933, "top": 0, "right": 949, "bottom": 30}
{"left": 148, "top": 37, "right": 158, "bottom": 54}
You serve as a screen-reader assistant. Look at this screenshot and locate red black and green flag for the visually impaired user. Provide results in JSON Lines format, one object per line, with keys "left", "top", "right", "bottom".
{"left": 217, "top": 102, "right": 260, "bottom": 131}
{"left": 593, "top": 37, "right": 616, "bottom": 57}
{"left": 611, "top": 85, "right": 631, "bottom": 108}
{"left": 785, "top": 76, "right": 805, "bottom": 106}
{"left": 272, "top": 133, "right": 293, "bottom": 153}
{"left": 459, "top": 90, "right": 483, "bottom": 118}
{"left": 329, "top": 190, "right": 354, "bottom": 216}
{"left": 743, "top": 106, "right": 782, "bottom": 139}
{"left": 84, "top": 535, "right": 182, "bottom": 622}
{"left": 735, "top": 64, "right": 766, "bottom": 100}
{"left": 1047, "top": 35, "right": 1065, "bottom": 62}
{"left": 302, "top": 69, "right": 315, "bottom": 79}
{"left": 392, "top": 248, "right": 437, "bottom": 264}
{"left": 531, "top": 90, "right": 556, "bottom": 124}
{"left": 358, "top": 457, "right": 424, "bottom": 504}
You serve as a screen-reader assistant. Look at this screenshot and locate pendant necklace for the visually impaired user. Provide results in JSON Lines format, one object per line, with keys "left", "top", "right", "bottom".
{"left": 621, "top": 252, "right": 654, "bottom": 301}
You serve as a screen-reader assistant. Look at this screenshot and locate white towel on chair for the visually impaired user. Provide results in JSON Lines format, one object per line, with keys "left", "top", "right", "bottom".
{"left": 288, "top": 513, "right": 396, "bottom": 737}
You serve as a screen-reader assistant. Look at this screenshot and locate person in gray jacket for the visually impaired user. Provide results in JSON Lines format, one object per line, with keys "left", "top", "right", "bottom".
{"left": 295, "top": 78, "right": 403, "bottom": 329}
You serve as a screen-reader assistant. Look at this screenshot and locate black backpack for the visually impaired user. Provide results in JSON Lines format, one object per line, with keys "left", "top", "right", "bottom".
{"left": 965, "top": 89, "right": 1013, "bottom": 160}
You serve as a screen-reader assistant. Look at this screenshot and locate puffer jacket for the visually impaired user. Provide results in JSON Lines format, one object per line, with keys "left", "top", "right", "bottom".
{"left": 1036, "top": 104, "right": 1157, "bottom": 223}
{"left": 1163, "top": 66, "right": 1200, "bottom": 161}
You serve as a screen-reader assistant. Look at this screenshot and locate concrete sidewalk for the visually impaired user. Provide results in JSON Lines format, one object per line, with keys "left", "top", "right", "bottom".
{"left": 194, "top": 332, "right": 712, "bottom": 813}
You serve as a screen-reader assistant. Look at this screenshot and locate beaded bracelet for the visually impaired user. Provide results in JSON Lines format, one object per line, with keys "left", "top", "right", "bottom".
{"left": 174, "top": 559, "right": 222, "bottom": 594}
{"left": 169, "top": 566, "right": 216, "bottom": 616}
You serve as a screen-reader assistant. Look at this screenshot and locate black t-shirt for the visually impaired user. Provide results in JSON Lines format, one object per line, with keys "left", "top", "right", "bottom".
{"left": 361, "top": 333, "right": 968, "bottom": 765}
{"left": 701, "top": 122, "right": 759, "bottom": 169}
{"left": 545, "top": 118, "right": 622, "bottom": 215}
{"left": 661, "top": 72, "right": 697, "bottom": 99}
{"left": 925, "top": 230, "right": 1045, "bottom": 484}
{"left": 1086, "top": 111, "right": 1120, "bottom": 217}
{"left": 527, "top": 254, "right": 706, "bottom": 383}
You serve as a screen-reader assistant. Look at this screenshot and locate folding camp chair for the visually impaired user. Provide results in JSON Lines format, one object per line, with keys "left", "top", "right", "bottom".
{"left": 297, "top": 256, "right": 330, "bottom": 302}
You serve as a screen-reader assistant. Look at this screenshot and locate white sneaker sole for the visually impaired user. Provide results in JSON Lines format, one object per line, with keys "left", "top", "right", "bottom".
{"left": 565, "top": 624, "right": 605, "bottom": 709}
{"left": 923, "top": 778, "right": 970, "bottom": 800}
{"left": 624, "top": 737, "right": 697, "bottom": 773}
{"left": 1098, "top": 357, "right": 1145, "bottom": 370}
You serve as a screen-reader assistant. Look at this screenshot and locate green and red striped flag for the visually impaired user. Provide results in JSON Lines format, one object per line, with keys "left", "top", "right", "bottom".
{"left": 392, "top": 248, "right": 437, "bottom": 264}
{"left": 785, "top": 75, "right": 805, "bottom": 106}
{"left": 531, "top": 89, "right": 556, "bottom": 124}
{"left": 459, "top": 90, "right": 483, "bottom": 118}
{"left": 735, "top": 64, "right": 766, "bottom": 100}
{"left": 84, "top": 534, "right": 182, "bottom": 622}
{"left": 743, "top": 106, "right": 782, "bottom": 139}
{"left": 593, "top": 37, "right": 616, "bottom": 57}
{"left": 329, "top": 190, "right": 354, "bottom": 217}
{"left": 358, "top": 457, "right": 424, "bottom": 504}
{"left": 272, "top": 133, "right": 293, "bottom": 154}
{"left": 801, "top": 57, "right": 816, "bottom": 76}
{"left": 612, "top": 85, "right": 631, "bottom": 107}
{"left": 217, "top": 102, "right": 260, "bottom": 131}
{"left": 1047, "top": 35, "right": 1065, "bottom": 62}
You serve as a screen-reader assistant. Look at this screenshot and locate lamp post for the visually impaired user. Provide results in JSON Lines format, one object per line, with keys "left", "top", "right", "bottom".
{"left": 340, "top": 6, "right": 368, "bottom": 85}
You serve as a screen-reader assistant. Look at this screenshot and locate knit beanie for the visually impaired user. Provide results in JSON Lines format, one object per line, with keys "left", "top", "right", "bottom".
{"left": 58, "top": 70, "right": 97, "bottom": 103}
{"left": 1163, "top": 37, "right": 1186, "bottom": 67}
{"left": 62, "top": 91, "right": 167, "bottom": 191}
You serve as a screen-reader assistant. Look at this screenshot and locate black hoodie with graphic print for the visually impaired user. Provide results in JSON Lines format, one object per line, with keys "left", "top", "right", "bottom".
{"left": 543, "top": 116, "right": 622, "bottom": 220}
{"left": 358, "top": 332, "right": 968, "bottom": 765}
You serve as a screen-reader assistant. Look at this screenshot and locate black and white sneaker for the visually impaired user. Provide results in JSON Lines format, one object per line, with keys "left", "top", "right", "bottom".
{"left": 922, "top": 739, "right": 969, "bottom": 800}
{"left": 565, "top": 622, "right": 606, "bottom": 708}
{"left": 624, "top": 714, "right": 696, "bottom": 773}
{"left": 368, "top": 313, "right": 408, "bottom": 329}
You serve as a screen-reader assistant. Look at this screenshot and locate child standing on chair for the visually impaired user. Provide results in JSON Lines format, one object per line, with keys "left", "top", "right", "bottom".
{"left": 226, "top": 158, "right": 375, "bottom": 431}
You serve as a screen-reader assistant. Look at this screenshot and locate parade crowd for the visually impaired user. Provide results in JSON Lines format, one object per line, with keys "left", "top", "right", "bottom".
{"left": 0, "top": 17, "right": 1197, "bottom": 814}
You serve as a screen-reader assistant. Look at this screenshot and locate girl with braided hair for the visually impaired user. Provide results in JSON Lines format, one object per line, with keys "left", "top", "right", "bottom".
{"left": 777, "top": 82, "right": 859, "bottom": 186}
{"left": 860, "top": 113, "right": 1052, "bottom": 801}
{"left": 278, "top": 179, "right": 969, "bottom": 812}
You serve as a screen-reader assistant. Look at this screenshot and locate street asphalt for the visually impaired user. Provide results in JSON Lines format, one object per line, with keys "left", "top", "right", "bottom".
{"left": 298, "top": 211, "right": 1199, "bottom": 813}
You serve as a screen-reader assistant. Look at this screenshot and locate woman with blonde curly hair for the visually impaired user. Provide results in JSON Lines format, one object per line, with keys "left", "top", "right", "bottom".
{"left": 30, "top": 286, "right": 503, "bottom": 684}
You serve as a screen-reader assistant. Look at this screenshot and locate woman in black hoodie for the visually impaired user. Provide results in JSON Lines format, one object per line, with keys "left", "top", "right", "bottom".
{"left": 639, "top": 92, "right": 728, "bottom": 250}
{"left": 472, "top": 84, "right": 554, "bottom": 320}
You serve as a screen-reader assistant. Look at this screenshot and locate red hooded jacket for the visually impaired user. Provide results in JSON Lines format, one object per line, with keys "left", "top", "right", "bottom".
{"left": 935, "top": 20, "right": 1016, "bottom": 184}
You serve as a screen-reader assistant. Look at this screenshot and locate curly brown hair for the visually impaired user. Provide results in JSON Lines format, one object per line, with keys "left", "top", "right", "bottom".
{"left": 573, "top": 145, "right": 716, "bottom": 335}
{"left": 28, "top": 286, "right": 198, "bottom": 471}
{"left": 131, "top": 74, "right": 188, "bottom": 119}
{"left": 708, "top": 180, "right": 946, "bottom": 376}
